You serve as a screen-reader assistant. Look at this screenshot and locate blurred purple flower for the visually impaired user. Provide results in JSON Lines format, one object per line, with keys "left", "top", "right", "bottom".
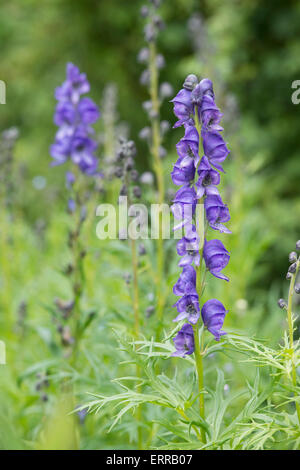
{"left": 50, "top": 63, "right": 100, "bottom": 175}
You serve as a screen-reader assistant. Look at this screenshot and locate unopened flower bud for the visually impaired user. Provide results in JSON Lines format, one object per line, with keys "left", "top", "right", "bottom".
{"left": 289, "top": 251, "right": 297, "bottom": 263}
{"left": 138, "top": 243, "right": 146, "bottom": 256}
{"left": 160, "top": 120, "right": 170, "bottom": 134}
{"left": 140, "top": 172, "right": 154, "bottom": 185}
{"left": 277, "top": 298, "right": 287, "bottom": 309}
{"left": 133, "top": 186, "right": 142, "bottom": 199}
{"left": 144, "top": 23, "right": 156, "bottom": 42}
{"left": 139, "top": 127, "right": 151, "bottom": 140}
{"left": 120, "top": 185, "right": 127, "bottom": 196}
{"left": 140, "top": 70, "right": 150, "bottom": 85}
{"left": 114, "top": 166, "right": 123, "bottom": 178}
{"left": 286, "top": 272, "right": 292, "bottom": 281}
{"left": 295, "top": 284, "right": 300, "bottom": 294}
{"left": 289, "top": 262, "right": 297, "bottom": 273}
{"left": 160, "top": 82, "right": 173, "bottom": 99}
{"left": 296, "top": 240, "right": 300, "bottom": 251}
{"left": 156, "top": 54, "right": 165, "bottom": 69}
{"left": 183, "top": 74, "right": 198, "bottom": 91}
{"left": 131, "top": 170, "right": 139, "bottom": 182}
{"left": 140, "top": 5, "right": 149, "bottom": 17}
{"left": 137, "top": 47, "right": 149, "bottom": 63}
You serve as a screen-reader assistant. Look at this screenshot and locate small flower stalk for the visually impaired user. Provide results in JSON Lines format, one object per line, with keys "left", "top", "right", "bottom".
{"left": 138, "top": 0, "right": 172, "bottom": 331}
{"left": 50, "top": 63, "right": 101, "bottom": 360}
{"left": 171, "top": 75, "right": 230, "bottom": 441}
{"left": 278, "top": 241, "right": 300, "bottom": 423}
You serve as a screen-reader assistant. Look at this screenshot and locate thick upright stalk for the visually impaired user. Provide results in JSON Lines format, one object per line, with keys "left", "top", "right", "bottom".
{"left": 149, "top": 42, "right": 165, "bottom": 333}
{"left": 192, "top": 323, "right": 206, "bottom": 443}
{"left": 287, "top": 260, "right": 300, "bottom": 423}
{"left": 193, "top": 107, "right": 207, "bottom": 442}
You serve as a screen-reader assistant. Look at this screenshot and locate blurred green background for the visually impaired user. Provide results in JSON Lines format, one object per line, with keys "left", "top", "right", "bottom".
{"left": 1, "top": 0, "right": 299, "bottom": 281}
{"left": 0, "top": 0, "right": 300, "bottom": 449}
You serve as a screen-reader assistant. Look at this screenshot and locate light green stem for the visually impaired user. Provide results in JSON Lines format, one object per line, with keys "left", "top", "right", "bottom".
{"left": 287, "top": 259, "right": 300, "bottom": 423}
{"left": 193, "top": 107, "right": 207, "bottom": 442}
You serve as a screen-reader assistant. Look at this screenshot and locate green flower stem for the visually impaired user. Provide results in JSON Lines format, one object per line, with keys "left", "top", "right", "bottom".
{"left": 287, "top": 259, "right": 300, "bottom": 423}
{"left": 149, "top": 41, "right": 165, "bottom": 335}
{"left": 193, "top": 107, "right": 207, "bottom": 443}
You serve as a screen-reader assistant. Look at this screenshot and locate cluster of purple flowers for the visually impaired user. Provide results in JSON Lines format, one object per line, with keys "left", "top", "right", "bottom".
{"left": 171, "top": 75, "right": 230, "bottom": 358}
{"left": 50, "top": 63, "right": 100, "bottom": 176}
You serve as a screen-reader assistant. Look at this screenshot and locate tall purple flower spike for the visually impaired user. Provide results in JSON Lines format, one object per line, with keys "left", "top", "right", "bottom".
{"left": 201, "top": 299, "right": 227, "bottom": 341}
{"left": 170, "top": 75, "right": 230, "bottom": 351}
{"left": 50, "top": 63, "right": 100, "bottom": 176}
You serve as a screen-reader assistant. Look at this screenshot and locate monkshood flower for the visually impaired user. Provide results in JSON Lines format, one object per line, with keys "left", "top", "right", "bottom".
{"left": 173, "top": 265, "right": 197, "bottom": 296}
{"left": 50, "top": 63, "right": 100, "bottom": 175}
{"left": 202, "top": 129, "right": 229, "bottom": 173}
{"left": 176, "top": 224, "right": 200, "bottom": 266}
{"left": 171, "top": 155, "right": 195, "bottom": 186}
{"left": 173, "top": 294, "right": 200, "bottom": 324}
{"left": 172, "top": 323, "right": 195, "bottom": 357}
{"left": 176, "top": 126, "right": 200, "bottom": 164}
{"left": 171, "top": 74, "right": 230, "bottom": 364}
{"left": 201, "top": 299, "right": 227, "bottom": 341}
{"left": 203, "top": 239, "right": 230, "bottom": 281}
{"left": 196, "top": 155, "right": 220, "bottom": 197}
{"left": 204, "top": 193, "right": 231, "bottom": 234}
{"left": 171, "top": 186, "right": 197, "bottom": 229}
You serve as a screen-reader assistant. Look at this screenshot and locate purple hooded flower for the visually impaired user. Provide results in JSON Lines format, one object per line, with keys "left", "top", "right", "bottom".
{"left": 172, "top": 323, "right": 195, "bottom": 357}
{"left": 173, "top": 294, "right": 200, "bottom": 324}
{"left": 203, "top": 239, "right": 230, "bottom": 281}
{"left": 200, "top": 95, "right": 223, "bottom": 131}
{"left": 171, "top": 155, "right": 195, "bottom": 186}
{"left": 171, "top": 186, "right": 197, "bottom": 229}
{"left": 176, "top": 224, "right": 200, "bottom": 266}
{"left": 176, "top": 126, "right": 200, "bottom": 165}
{"left": 201, "top": 299, "right": 227, "bottom": 341}
{"left": 191, "top": 78, "right": 214, "bottom": 106}
{"left": 173, "top": 265, "right": 197, "bottom": 296}
{"left": 196, "top": 156, "right": 221, "bottom": 198}
{"left": 202, "top": 129, "right": 229, "bottom": 172}
{"left": 171, "top": 88, "right": 194, "bottom": 128}
{"left": 204, "top": 194, "right": 231, "bottom": 234}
